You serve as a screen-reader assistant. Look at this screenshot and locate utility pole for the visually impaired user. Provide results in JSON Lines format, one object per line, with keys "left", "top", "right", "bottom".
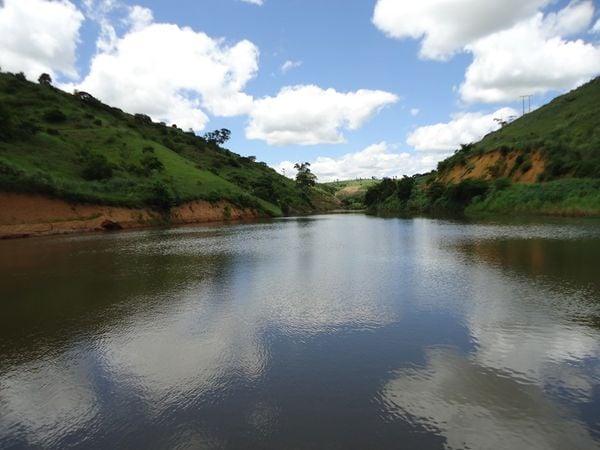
{"left": 519, "top": 95, "right": 533, "bottom": 116}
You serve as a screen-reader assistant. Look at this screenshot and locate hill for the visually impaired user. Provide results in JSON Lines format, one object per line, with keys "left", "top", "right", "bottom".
{"left": 321, "top": 179, "right": 378, "bottom": 209}
{"left": 0, "top": 71, "right": 338, "bottom": 236}
{"left": 437, "top": 76, "right": 600, "bottom": 183}
{"left": 364, "top": 77, "right": 600, "bottom": 217}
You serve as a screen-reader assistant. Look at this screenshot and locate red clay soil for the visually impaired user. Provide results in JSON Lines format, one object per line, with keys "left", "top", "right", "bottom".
{"left": 0, "top": 193, "right": 262, "bottom": 239}
{"left": 439, "top": 149, "right": 545, "bottom": 184}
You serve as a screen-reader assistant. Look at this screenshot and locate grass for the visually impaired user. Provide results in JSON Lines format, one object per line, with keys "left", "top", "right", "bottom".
{"left": 321, "top": 179, "right": 378, "bottom": 209}
{"left": 466, "top": 178, "right": 600, "bottom": 217}
{"left": 0, "top": 71, "right": 330, "bottom": 215}
{"left": 437, "top": 77, "right": 600, "bottom": 180}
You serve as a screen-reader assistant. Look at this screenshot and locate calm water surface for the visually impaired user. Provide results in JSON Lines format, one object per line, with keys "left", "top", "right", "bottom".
{"left": 1, "top": 214, "right": 599, "bottom": 449}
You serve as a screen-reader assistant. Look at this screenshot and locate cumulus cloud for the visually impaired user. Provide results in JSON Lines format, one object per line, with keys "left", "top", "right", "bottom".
{"left": 246, "top": 85, "right": 398, "bottom": 146}
{"left": 407, "top": 107, "right": 518, "bottom": 152}
{"left": 240, "top": 0, "right": 264, "bottom": 5}
{"left": 0, "top": 0, "right": 84, "bottom": 79}
{"left": 280, "top": 60, "right": 302, "bottom": 73}
{"left": 77, "top": 20, "right": 259, "bottom": 130}
{"left": 372, "top": 0, "right": 550, "bottom": 60}
{"left": 126, "top": 5, "right": 153, "bottom": 32}
{"left": 274, "top": 142, "right": 439, "bottom": 182}
{"left": 461, "top": 1, "right": 600, "bottom": 103}
{"left": 593, "top": 19, "right": 600, "bottom": 33}
{"left": 410, "top": 108, "right": 420, "bottom": 117}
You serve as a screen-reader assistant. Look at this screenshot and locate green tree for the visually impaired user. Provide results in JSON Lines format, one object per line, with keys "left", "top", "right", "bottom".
{"left": 396, "top": 175, "right": 415, "bottom": 202}
{"left": 294, "top": 162, "right": 317, "bottom": 189}
{"left": 0, "top": 103, "right": 14, "bottom": 141}
{"left": 38, "top": 73, "right": 52, "bottom": 85}
{"left": 203, "top": 128, "right": 231, "bottom": 145}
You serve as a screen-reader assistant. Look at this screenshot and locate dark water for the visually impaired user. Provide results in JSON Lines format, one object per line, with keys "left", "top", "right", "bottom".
{"left": 1, "top": 214, "right": 600, "bottom": 449}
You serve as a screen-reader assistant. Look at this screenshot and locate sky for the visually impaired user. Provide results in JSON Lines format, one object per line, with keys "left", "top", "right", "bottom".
{"left": 1, "top": 0, "right": 599, "bottom": 181}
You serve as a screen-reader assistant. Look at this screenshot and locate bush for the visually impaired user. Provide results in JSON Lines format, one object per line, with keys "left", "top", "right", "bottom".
{"left": 446, "top": 179, "right": 490, "bottom": 206}
{"left": 396, "top": 176, "right": 415, "bottom": 202}
{"left": 43, "top": 109, "right": 67, "bottom": 123}
{"left": 146, "top": 181, "right": 175, "bottom": 211}
{"left": 426, "top": 181, "right": 445, "bottom": 202}
{"left": 493, "top": 178, "right": 511, "bottom": 191}
{"left": 82, "top": 153, "right": 113, "bottom": 180}
{"left": 0, "top": 103, "right": 14, "bottom": 141}
{"left": 140, "top": 154, "right": 164, "bottom": 173}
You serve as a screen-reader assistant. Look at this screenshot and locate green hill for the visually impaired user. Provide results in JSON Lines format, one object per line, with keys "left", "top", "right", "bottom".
{"left": 364, "top": 77, "right": 600, "bottom": 217}
{"left": 0, "top": 71, "right": 335, "bottom": 217}
{"left": 438, "top": 76, "right": 600, "bottom": 181}
{"left": 321, "top": 179, "right": 378, "bottom": 209}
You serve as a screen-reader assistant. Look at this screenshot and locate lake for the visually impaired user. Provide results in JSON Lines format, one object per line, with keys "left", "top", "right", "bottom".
{"left": 1, "top": 214, "right": 599, "bottom": 449}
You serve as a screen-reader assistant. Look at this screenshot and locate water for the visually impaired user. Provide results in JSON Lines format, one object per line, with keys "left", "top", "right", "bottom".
{"left": 1, "top": 214, "right": 599, "bottom": 449}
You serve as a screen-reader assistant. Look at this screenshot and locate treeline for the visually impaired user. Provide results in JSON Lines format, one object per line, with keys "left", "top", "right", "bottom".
{"left": 364, "top": 176, "right": 600, "bottom": 217}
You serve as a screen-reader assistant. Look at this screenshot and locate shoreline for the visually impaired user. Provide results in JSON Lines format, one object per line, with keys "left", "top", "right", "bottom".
{"left": 0, "top": 193, "right": 266, "bottom": 239}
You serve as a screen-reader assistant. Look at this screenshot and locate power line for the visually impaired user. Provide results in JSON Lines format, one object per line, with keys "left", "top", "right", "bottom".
{"left": 520, "top": 95, "right": 533, "bottom": 115}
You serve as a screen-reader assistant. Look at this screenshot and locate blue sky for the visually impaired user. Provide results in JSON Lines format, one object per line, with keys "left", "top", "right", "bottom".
{"left": 1, "top": 0, "right": 599, "bottom": 180}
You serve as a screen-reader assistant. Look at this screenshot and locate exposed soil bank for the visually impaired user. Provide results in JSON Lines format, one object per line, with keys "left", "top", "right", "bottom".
{"left": 0, "top": 193, "right": 263, "bottom": 239}
{"left": 439, "top": 149, "right": 545, "bottom": 184}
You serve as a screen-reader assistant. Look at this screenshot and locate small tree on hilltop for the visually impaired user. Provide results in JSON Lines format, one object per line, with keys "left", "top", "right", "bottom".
{"left": 38, "top": 73, "right": 52, "bottom": 85}
{"left": 294, "top": 162, "right": 317, "bottom": 190}
{"left": 203, "top": 128, "right": 231, "bottom": 145}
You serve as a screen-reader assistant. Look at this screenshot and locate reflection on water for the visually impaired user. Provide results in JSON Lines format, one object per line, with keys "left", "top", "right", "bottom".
{"left": 382, "top": 348, "right": 598, "bottom": 450}
{"left": 0, "top": 215, "right": 599, "bottom": 449}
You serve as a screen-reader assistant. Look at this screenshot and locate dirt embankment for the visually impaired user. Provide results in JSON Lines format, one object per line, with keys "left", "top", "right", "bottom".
{"left": 439, "top": 149, "right": 545, "bottom": 184}
{"left": 0, "top": 193, "right": 263, "bottom": 239}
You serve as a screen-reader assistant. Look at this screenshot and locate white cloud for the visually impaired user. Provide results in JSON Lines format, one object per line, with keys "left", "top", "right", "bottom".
{"left": 280, "top": 60, "right": 302, "bottom": 73}
{"left": 0, "top": 0, "right": 84, "bottom": 80}
{"left": 410, "top": 108, "right": 420, "bottom": 117}
{"left": 274, "top": 142, "right": 439, "bottom": 182}
{"left": 77, "top": 21, "right": 259, "bottom": 131}
{"left": 246, "top": 85, "right": 398, "bottom": 146}
{"left": 593, "top": 18, "right": 600, "bottom": 33}
{"left": 126, "top": 5, "right": 153, "bottom": 32}
{"left": 240, "top": 0, "right": 264, "bottom": 5}
{"left": 407, "top": 107, "right": 518, "bottom": 152}
{"left": 372, "top": 0, "right": 550, "bottom": 60}
{"left": 460, "top": 2, "right": 600, "bottom": 103}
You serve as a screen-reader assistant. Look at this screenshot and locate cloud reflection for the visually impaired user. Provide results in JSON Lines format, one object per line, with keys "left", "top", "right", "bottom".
{"left": 382, "top": 348, "right": 598, "bottom": 450}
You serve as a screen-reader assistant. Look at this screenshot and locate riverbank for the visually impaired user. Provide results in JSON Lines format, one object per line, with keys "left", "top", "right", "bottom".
{"left": 0, "top": 193, "right": 264, "bottom": 239}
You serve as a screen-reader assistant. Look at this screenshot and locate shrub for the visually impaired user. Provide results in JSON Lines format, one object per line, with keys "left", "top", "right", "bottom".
{"left": 446, "top": 179, "right": 490, "bottom": 206}
{"left": 146, "top": 181, "right": 174, "bottom": 211}
{"left": 140, "top": 154, "right": 164, "bottom": 173}
{"left": 82, "top": 153, "right": 113, "bottom": 180}
{"left": 396, "top": 176, "right": 415, "bottom": 202}
{"left": 493, "top": 177, "right": 511, "bottom": 191}
{"left": 43, "top": 109, "right": 67, "bottom": 123}
{"left": 426, "top": 181, "right": 445, "bottom": 202}
{"left": 0, "top": 103, "right": 14, "bottom": 141}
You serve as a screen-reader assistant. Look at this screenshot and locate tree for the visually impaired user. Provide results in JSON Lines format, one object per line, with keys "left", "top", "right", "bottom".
{"left": 294, "top": 162, "right": 317, "bottom": 189}
{"left": 0, "top": 103, "right": 14, "bottom": 141}
{"left": 38, "top": 73, "right": 52, "bottom": 85}
{"left": 203, "top": 128, "right": 231, "bottom": 145}
{"left": 396, "top": 175, "right": 415, "bottom": 202}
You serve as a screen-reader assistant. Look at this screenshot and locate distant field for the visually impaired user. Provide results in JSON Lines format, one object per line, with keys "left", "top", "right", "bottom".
{"left": 322, "top": 179, "right": 379, "bottom": 209}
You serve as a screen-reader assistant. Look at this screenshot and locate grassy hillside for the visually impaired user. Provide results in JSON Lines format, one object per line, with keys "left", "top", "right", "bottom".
{"left": 364, "top": 77, "right": 600, "bottom": 217}
{"left": 438, "top": 77, "right": 600, "bottom": 181}
{"left": 321, "top": 179, "right": 378, "bottom": 209}
{"left": 0, "top": 71, "right": 332, "bottom": 216}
